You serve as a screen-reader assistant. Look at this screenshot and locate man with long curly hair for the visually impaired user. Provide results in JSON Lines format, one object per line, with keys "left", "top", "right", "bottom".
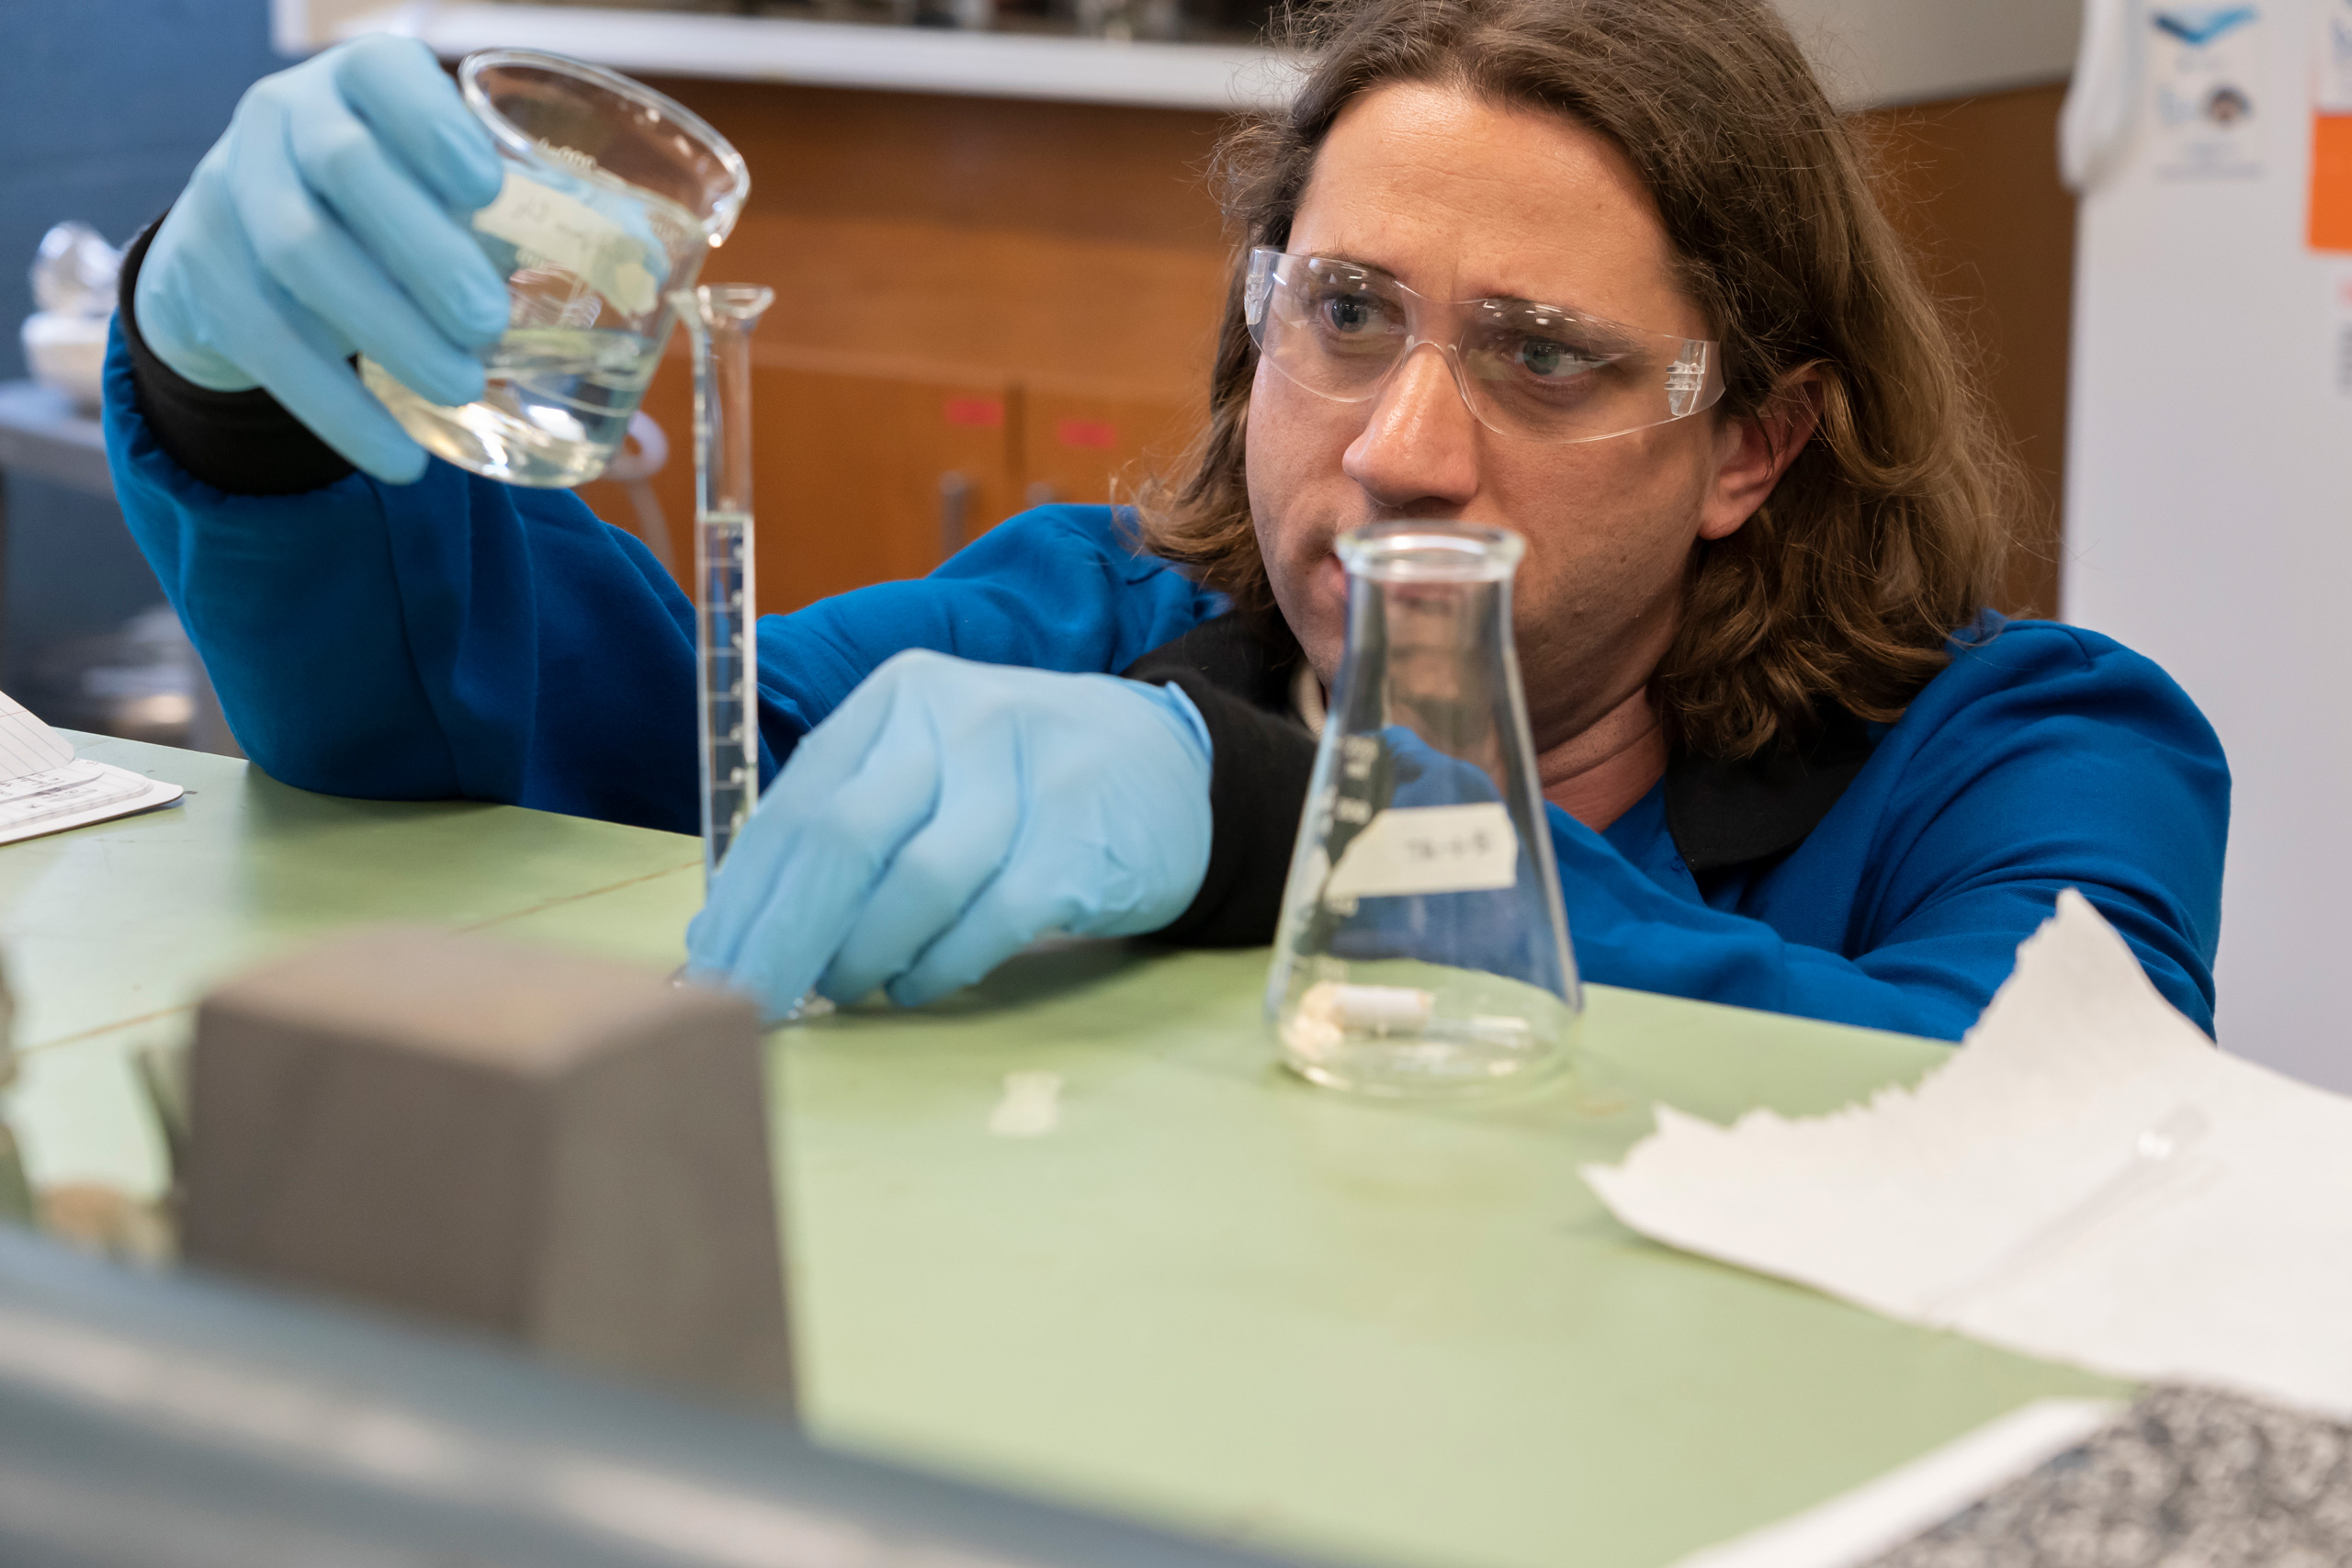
{"left": 107, "top": 0, "right": 2225, "bottom": 1040}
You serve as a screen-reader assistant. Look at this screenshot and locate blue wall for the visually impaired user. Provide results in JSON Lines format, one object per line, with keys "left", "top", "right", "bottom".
{"left": 0, "top": 0, "right": 281, "bottom": 378}
{"left": 0, "top": 0, "right": 282, "bottom": 686}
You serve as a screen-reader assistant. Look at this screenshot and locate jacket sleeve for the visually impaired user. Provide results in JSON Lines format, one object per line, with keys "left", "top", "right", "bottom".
{"left": 1551, "top": 820, "right": 2218, "bottom": 1043}
{"left": 105, "top": 314, "right": 706, "bottom": 830}
{"left": 742, "top": 507, "right": 1231, "bottom": 754}
{"left": 1553, "top": 628, "right": 2229, "bottom": 1042}
{"left": 1125, "top": 617, "right": 2227, "bottom": 1043}
{"left": 102, "top": 316, "right": 1222, "bottom": 834}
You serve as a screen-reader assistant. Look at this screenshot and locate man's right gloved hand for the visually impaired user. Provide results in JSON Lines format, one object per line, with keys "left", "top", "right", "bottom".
{"left": 135, "top": 35, "right": 513, "bottom": 484}
{"left": 684, "top": 649, "right": 1216, "bottom": 1019}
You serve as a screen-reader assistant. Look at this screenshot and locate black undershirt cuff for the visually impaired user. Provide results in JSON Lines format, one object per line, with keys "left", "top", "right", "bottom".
{"left": 1123, "top": 614, "right": 1317, "bottom": 948}
{"left": 117, "top": 217, "right": 357, "bottom": 496}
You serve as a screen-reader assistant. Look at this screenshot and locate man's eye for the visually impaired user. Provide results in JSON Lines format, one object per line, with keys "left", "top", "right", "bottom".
{"left": 1515, "top": 337, "right": 1601, "bottom": 378}
{"left": 1320, "top": 293, "right": 1383, "bottom": 333}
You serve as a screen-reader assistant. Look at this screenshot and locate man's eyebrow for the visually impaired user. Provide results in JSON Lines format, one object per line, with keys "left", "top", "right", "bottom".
{"left": 1481, "top": 296, "right": 1648, "bottom": 353}
{"left": 1310, "top": 251, "right": 1402, "bottom": 282}
{"left": 1484, "top": 290, "right": 1619, "bottom": 322}
{"left": 1295, "top": 252, "right": 1658, "bottom": 345}
{"left": 1311, "top": 254, "right": 1599, "bottom": 313}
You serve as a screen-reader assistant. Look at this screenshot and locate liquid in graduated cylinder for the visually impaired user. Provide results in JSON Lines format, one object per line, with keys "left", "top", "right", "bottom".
{"left": 1267, "top": 524, "right": 1582, "bottom": 1097}
{"left": 696, "top": 508, "right": 756, "bottom": 869}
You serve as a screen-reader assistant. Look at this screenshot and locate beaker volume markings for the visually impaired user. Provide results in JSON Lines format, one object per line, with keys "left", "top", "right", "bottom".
{"left": 672, "top": 285, "right": 776, "bottom": 886}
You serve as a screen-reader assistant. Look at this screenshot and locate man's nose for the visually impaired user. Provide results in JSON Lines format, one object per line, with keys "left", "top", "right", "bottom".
{"left": 1340, "top": 342, "right": 1481, "bottom": 512}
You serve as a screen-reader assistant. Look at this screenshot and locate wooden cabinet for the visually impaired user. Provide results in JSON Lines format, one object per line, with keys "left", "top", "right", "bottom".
{"left": 573, "top": 350, "right": 1204, "bottom": 614}
{"left": 753, "top": 354, "right": 1021, "bottom": 609}
{"left": 1857, "top": 84, "right": 2074, "bottom": 619}
{"left": 579, "top": 347, "right": 1014, "bottom": 614}
{"left": 1019, "top": 376, "right": 1199, "bottom": 509}
{"left": 568, "top": 79, "right": 1233, "bottom": 607}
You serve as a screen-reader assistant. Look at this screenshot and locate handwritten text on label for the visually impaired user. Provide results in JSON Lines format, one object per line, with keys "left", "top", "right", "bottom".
{"left": 472, "top": 170, "right": 660, "bottom": 318}
{"left": 1324, "top": 802, "right": 1520, "bottom": 901}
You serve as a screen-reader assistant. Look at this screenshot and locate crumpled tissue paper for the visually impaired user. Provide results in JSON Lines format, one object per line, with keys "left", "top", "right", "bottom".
{"left": 1585, "top": 890, "right": 2352, "bottom": 1416}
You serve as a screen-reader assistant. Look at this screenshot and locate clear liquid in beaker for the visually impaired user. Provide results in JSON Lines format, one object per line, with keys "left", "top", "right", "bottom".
{"left": 362, "top": 51, "right": 749, "bottom": 488}
{"left": 362, "top": 325, "right": 658, "bottom": 489}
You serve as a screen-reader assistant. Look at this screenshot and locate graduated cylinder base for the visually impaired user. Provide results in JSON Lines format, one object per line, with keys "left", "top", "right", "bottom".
{"left": 1276, "top": 958, "right": 1577, "bottom": 1098}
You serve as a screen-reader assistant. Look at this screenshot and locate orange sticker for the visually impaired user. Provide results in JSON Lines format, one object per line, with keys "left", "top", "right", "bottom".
{"left": 2312, "top": 115, "right": 2352, "bottom": 252}
{"left": 1056, "top": 419, "right": 1119, "bottom": 449}
{"left": 944, "top": 397, "right": 1004, "bottom": 427}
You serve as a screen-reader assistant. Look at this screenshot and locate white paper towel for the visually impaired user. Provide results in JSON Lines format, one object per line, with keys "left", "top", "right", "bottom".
{"left": 1585, "top": 890, "right": 2352, "bottom": 1417}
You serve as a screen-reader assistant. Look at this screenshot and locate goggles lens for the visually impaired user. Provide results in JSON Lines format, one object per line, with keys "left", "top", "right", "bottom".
{"left": 1243, "top": 249, "right": 1725, "bottom": 444}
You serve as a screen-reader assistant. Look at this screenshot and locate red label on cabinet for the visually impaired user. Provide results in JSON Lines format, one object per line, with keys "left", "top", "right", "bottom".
{"left": 943, "top": 397, "right": 1005, "bottom": 427}
{"left": 1056, "top": 419, "right": 1120, "bottom": 449}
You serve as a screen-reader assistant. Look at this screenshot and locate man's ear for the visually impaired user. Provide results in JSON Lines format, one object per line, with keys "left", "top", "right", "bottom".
{"left": 1697, "top": 367, "right": 1825, "bottom": 543}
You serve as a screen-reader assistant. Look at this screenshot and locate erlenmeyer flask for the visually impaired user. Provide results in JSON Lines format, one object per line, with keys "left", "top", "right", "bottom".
{"left": 1267, "top": 523, "right": 1580, "bottom": 1096}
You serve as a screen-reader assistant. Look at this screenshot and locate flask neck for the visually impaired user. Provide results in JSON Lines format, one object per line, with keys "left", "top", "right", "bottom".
{"left": 1332, "top": 568, "right": 1520, "bottom": 775}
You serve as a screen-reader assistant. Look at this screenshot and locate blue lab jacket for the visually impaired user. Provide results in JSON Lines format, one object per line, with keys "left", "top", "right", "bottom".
{"left": 100, "top": 326, "right": 2230, "bottom": 1044}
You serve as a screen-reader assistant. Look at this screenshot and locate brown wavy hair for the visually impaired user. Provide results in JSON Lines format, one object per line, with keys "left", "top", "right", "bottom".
{"left": 1132, "top": 0, "right": 2023, "bottom": 759}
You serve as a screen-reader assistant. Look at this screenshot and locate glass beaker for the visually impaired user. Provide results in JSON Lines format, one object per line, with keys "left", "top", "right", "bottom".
{"left": 1267, "top": 524, "right": 1581, "bottom": 1097}
{"left": 360, "top": 49, "right": 751, "bottom": 489}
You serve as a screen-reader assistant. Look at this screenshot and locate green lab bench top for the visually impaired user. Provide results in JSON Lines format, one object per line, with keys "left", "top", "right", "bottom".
{"left": 0, "top": 735, "right": 2124, "bottom": 1568}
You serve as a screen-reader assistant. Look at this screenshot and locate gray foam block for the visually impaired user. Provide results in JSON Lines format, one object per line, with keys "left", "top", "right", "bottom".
{"left": 182, "top": 925, "right": 792, "bottom": 1408}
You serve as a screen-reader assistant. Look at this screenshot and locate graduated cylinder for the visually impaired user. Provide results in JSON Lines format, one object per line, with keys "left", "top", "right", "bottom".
{"left": 671, "top": 284, "right": 775, "bottom": 884}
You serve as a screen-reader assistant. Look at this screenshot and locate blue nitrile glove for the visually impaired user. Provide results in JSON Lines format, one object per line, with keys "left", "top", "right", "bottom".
{"left": 685, "top": 649, "right": 1215, "bottom": 1015}
{"left": 136, "top": 35, "right": 511, "bottom": 484}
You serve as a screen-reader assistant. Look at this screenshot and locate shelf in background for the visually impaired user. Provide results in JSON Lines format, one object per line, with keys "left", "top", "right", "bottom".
{"left": 274, "top": 1, "right": 1301, "bottom": 110}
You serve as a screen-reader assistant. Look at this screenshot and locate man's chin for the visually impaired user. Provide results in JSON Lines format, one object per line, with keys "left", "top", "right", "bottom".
{"left": 1267, "top": 554, "right": 1347, "bottom": 678}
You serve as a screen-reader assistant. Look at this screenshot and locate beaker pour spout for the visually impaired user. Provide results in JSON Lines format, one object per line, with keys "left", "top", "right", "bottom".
{"left": 680, "top": 283, "right": 776, "bottom": 325}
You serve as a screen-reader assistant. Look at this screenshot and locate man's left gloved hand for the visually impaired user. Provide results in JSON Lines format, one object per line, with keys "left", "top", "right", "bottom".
{"left": 685, "top": 649, "right": 1214, "bottom": 1017}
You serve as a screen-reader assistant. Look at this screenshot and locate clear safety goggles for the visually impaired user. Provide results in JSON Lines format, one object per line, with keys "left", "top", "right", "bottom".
{"left": 1244, "top": 249, "right": 1726, "bottom": 445}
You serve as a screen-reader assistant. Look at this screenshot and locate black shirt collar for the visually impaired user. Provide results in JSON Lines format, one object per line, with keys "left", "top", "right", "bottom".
{"left": 1136, "top": 610, "right": 1878, "bottom": 879}
{"left": 1663, "top": 707, "right": 1878, "bottom": 875}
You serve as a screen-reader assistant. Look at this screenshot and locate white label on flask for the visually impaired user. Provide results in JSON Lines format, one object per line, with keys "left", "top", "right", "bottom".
{"left": 1323, "top": 802, "right": 1520, "bottom": 902}
{"left": 472, "top": 170, "right": 660, "bottom": 317}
